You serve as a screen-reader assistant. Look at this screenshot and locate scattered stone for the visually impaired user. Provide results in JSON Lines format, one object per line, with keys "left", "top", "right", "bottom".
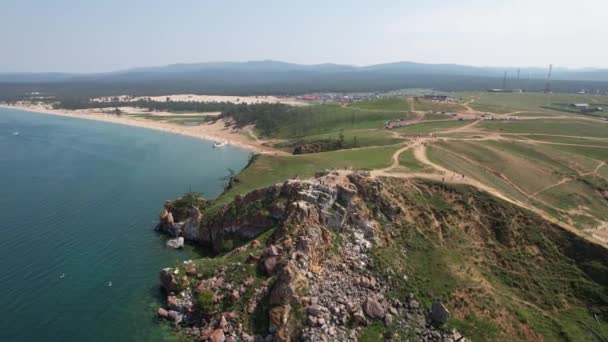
{"left": 384, "top": 313, "right": 393, "bottom": 326}
{"left": 306, "top": 304, "right": 323, "bottom": 317}
{"left": 430, "top": 302, "right": 450, "bottom": 326}
{"left": 265, "top": 245, "right": 281, "bottom": 256}
{"left": 166, "top": 237, "right": 184, "bottom": 249}
{"left": 281, "top": 237, "right": 293, "bottom": 249}
{"left": 167, "top": 310, "right": 183, "bottom": 324}
{"left": 307, "top": 315, "right": 318, "bottom": 327}
{"left": 357, "top": 276, "right": 377, "bottom": 289}
{"left": 352, "top": 309, "right": 368, "bottom": 326}
{"left": 363, "top": 298, "right": 385, "bottom": 319}
{"left": 167, "top": 296, "right": 179, "bottom": 311}
{"left": 157, "top": 308, "right": 169, "bottom": 318}
{"left": 262, "top": 256, "right": 278, "bottom": 275}
{"left": 218, "top": 315, "right": 228, "bottom": 328}
{"left": 210, "top": 328, "right": 225, "bottom": 342}
{"left": 243, "top": 276, "right": 254, "bottom": 286}
{"left": 159, "top": 268, "right": 179, "bottom": 293}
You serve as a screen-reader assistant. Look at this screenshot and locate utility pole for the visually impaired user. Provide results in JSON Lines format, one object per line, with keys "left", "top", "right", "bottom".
{"left": 544, "top": 64, "right": 554, "bottom": 107}
{"left": 502, "top": 71, "right": 507, "bottom": 90}
{"left": 544, "top": 64, "right": 553, "bottom": 93}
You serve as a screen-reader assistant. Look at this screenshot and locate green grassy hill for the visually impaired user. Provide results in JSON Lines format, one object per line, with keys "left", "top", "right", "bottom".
{"left": 376, "top": 179, "right": 608, "bottom": 341}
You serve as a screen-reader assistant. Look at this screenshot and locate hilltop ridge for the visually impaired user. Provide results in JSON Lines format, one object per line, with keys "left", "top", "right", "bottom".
{"left": 2, "top": 61, "right": 608, "bottom": 100}
{"left": 4, "top": 60, "right": 608, "bottom": 82}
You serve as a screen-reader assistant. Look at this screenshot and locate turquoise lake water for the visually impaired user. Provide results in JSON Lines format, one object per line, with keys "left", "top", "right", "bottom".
{"left": 0, "top": 108, "right": 250, "bottom": 341}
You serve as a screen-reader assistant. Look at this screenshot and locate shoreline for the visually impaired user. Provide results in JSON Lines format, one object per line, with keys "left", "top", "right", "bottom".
{"left": 0, "top": 104, "right": 285, "bottom": 155}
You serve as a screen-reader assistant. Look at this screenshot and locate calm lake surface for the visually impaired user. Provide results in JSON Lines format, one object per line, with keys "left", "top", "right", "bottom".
{"left": 0, "top": 108, "right": 249, "bottom": 341}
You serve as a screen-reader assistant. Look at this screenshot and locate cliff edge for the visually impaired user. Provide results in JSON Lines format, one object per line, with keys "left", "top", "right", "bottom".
{"left": 155, "top": 171, "right": 608, "bottom": 341}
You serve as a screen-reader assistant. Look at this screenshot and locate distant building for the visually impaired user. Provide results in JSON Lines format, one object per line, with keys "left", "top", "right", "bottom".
{"left": 571, "top": 103, "right": 590, "bottom": 109}
{"left": 298, "top": 95, "right": 320, "bottom": 101}
{"left": 570, "top": 103, "right": 599, "bottom": 113}
{"left": 423, "top": 94, "right": 450, "bottom": 101}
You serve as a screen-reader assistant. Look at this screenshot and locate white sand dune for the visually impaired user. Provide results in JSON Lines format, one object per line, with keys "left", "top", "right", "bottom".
{"left": 91, "top": 94, "right": 308, "bottom": 106}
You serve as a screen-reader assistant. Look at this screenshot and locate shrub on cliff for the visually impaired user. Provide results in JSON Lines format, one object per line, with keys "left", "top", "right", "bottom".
{"left": 196, "top": 290, "right": 216, "bottom": 314}
{"left": 171, "top": 192, "right": 208, "bottom": 221}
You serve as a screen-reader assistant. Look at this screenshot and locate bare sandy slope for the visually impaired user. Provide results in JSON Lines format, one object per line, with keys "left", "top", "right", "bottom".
{"left": 91, "top": 94, "right": 309, "bottom": 106}
{"left": 0, "top": 103, "right": 287, "bottom": 155}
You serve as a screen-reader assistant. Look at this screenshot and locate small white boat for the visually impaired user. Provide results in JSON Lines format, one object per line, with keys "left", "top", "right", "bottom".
{"left": 12, "top": 131, "right": 19, "bottom": 136}
{"left": 212, "top": 141, "right": 227, "bottom": 148}
{"left": 108, "top": 281, "right": 112, "bottom": 287}
{"left": 59, "top": 273, "right": 65, "bottom": 279}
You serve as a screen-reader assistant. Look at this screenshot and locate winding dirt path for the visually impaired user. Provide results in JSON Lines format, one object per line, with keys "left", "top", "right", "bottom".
{"left": 362, "top": 96, "right": 608, "bottom": 246}
{"left": 527, "top": 161, "right": 605, "bottom": 202}
{"left": 407, "top": 97, "right": 416, "bottom": 112}
{"left": 369, "top": 141, "right": 604, "bottom": 246}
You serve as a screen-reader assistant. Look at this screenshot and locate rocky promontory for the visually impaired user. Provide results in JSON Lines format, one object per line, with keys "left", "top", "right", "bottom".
{"left": 155, "top": 171, "right": 465, "bottom": 341}
{"left": 154, "top": 170, "right": 608, "bottom": 341}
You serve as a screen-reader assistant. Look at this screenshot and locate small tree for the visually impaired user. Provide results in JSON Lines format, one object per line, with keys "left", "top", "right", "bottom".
{"left": 338, "top": 130, "right": 345, "bottom": 148}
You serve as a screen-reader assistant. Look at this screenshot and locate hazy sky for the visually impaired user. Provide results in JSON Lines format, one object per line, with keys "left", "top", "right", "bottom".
{"left": 1, "top": 0, "right": 607, "bottom": 72}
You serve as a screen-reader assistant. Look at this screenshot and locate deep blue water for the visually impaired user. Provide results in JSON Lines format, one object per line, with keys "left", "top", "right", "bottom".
{"left": 0, "top": 108, "right": 249, "bottom": 341}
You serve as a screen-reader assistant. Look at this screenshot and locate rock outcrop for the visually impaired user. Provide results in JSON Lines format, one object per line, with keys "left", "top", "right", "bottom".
{"left": 154, "top": 171, "right": 467, "bottom": 341}
{"left": 182, "top": 206, "right": 202, "bottom": 241}
{"left": 157, "top": 201, "right": 204, "bottom": 241}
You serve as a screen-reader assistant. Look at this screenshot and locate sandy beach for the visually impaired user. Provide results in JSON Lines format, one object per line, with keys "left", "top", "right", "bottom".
{"left": 0, "top": 103, "right": 288, "bottom": 155}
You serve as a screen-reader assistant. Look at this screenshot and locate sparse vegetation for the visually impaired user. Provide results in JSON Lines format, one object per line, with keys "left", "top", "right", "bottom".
{"left": 373, "top": 179, "right": 608, "bottom": 341}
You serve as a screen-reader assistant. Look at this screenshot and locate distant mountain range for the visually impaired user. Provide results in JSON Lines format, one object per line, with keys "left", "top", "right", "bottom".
{"left": 2, "top": 60, "right": 608, "bottom": 83}
{"left": 1, "top": 61, "right": 608, "bottom": 100}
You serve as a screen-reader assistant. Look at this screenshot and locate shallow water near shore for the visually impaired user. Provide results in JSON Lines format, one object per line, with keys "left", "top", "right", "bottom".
{"left": 0, "top": 108, "right": 249, "bottom": 341}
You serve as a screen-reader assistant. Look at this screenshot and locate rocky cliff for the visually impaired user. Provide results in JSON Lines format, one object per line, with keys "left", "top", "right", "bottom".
{"left": 155, "top": 171, "right": 608, "bottom": 341}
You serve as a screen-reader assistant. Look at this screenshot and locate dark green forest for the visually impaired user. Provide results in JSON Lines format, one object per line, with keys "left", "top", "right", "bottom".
{"left": 2, "top": 72, "right": 608, "bottom": 101}
{"left": 54, "top": 99, "right": 240, "bottom": 113}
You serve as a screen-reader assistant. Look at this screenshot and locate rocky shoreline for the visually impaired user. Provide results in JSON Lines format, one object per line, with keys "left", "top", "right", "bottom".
{"left": 154, "top": 171, "right": 465, "bottom": 341}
